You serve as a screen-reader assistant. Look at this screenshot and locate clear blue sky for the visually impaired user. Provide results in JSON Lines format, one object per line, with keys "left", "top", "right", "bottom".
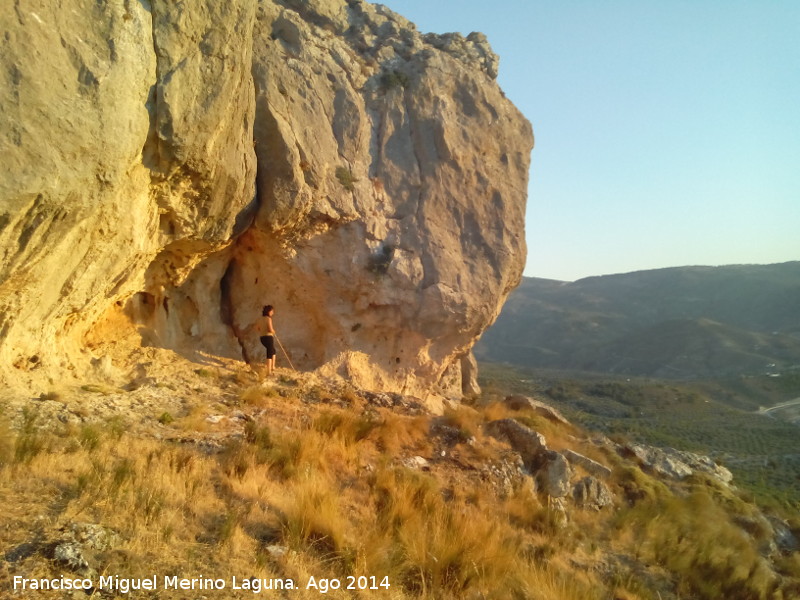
{"left": 380, "top": 0, "right": 800, "bottom": 281}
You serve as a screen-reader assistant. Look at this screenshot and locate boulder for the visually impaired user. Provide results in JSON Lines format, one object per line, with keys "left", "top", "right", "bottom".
{"left": 480, "top": 453, "right": 529, "bottom": 498}
{"left": 0, "top": 0, "right": 533, "bottom": 401}
{"left": 0, "top": 0, "right": 257, "bottom": 391}
{"left": 485, "top": 419, "right": 547, "bottom": 469}
{"left": 626, "top": 444, "right": 693, "bottom": 479}
{"left": 572, "top": 476, "right": 614, "bottom": 510}
{"left": 537, "top": 450, "right": 573, "bottom": 498}
{"left": 485, "top": 420, "right": 576, "bottom": 498}
{"left": 767, "top": 516, "right": 800, "bottom": 554}
{"left": 625, "top": 443, "right": 732, "bottom": 484}
{"left": 563, "top": 449, "right": 612, "bottom": 478}
{"left": 402, "top": 455, "right": 431, "bottom": 470}
{"left": 50, "top": 522, "right": 121, "bottom": 575}
{"left": 503, "top": 395, "right": 570, "bottom": 425}
{"left": 673, "top": 448, "right": 733, "bottom": 484}
{"left": 227, "top": 0, "right": 532, "bottom": 399}
{"left": 53, "top": 542, "right": 90, "bottom": 573}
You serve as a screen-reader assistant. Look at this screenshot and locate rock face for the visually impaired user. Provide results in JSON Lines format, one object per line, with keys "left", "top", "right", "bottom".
{"left": 0, "top": 0, "right": 533, "bottom": 398}
{"left": 0, "top": 0, "right": 257, "bottom": 388}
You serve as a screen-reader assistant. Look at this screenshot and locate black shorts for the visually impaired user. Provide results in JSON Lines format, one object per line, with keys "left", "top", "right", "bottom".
{"left": 260, "top": 335, "right": 276, "bottom": 359}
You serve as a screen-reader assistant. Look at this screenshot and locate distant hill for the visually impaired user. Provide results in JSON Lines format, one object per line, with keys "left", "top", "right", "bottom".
{"left": 475, "top": 262, "right": 800, "bottom": 379}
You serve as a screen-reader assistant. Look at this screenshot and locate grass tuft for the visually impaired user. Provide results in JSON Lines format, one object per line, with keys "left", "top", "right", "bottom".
{"left": 335, "top": 167, "right": 358, "bottom": 192}
{"left": 14, "top": 408, "right": 46, "bottom": 464}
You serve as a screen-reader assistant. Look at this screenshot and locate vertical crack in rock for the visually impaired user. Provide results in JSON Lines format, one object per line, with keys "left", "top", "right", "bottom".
{"left": 403, "top": 89, "right": 435, "bottom": 290}
{"left": 367, "top": 106, "right": 384, "bottom": 180}
{"left": 140, "top": 0, "right": 160, "bottom": 173}
{"left": 231, "top": 67, "right": 261, "bottom": 239}
{"left": 231, "top": 193, "right": 260, "bottom": 239}
{"left": 248, "top": 69, "right": 268, "bottom": 232}
{"left": 12, "top": 0, "right": 23, "bottom": 25}
{"left": 224, "top": 76, "right": 264, "bottom": 364}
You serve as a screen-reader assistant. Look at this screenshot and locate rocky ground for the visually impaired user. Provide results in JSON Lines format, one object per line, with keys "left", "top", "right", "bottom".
{"left": 3, "top": 352, "right": 800, "bottom": 599}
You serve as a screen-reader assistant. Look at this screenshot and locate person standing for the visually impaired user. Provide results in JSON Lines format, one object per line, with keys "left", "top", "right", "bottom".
{"left": 259, "top": 305, "right": 277, "bottom": 378}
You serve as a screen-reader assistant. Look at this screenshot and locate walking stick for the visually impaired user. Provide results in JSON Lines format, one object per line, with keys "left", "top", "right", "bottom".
{"left": 274, "top": 334, "right": 296, "bottom": 371}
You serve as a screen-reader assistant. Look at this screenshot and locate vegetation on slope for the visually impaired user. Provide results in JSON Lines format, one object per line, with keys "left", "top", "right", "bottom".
{"left": 480, "top": 363, "right": 800, "bottom": 509}
{"left": 2, "top": 361, "right": 799, "bottom": 599}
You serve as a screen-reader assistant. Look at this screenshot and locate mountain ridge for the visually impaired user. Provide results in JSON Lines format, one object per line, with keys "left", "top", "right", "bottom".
{"left": 476, "top": 261, "right": 800, "bottom": 379}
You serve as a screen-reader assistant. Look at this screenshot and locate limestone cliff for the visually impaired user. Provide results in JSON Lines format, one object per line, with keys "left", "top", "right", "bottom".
{"left": 0, "top": 0, "right": 533, "bottom": 399}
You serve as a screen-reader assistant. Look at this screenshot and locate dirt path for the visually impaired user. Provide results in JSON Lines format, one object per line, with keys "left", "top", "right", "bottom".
{"left": 758, "top": 397, "right": 800, "bottom": 416}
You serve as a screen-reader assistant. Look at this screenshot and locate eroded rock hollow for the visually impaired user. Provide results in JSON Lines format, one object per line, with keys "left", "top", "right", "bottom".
{"left": 0, "top": 0, "right": 533, "bottom": 399}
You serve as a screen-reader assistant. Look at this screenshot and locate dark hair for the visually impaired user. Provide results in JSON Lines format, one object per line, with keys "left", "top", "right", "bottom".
{"left": 262, "top": 305, "right": 273, "bottom": 316}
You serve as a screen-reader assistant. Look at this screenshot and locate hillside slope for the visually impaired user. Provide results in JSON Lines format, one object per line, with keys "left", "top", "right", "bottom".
{"left": 476, "top": 262, "right": 800, "bottom": 379}
{"left": 3, "top": 355, "right": 799, "bottom": 599}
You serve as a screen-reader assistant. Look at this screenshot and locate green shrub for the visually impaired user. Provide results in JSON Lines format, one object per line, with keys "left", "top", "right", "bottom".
{"left": 107, "top": 416, "right": 127, "bottom": 441}
{"left": 244, "top": 421, "right": 272, "bottom": 448}
{"left": 79, "top": 424, "right": 102, "bottom": 452}
{"left": 14, "top": 408, "right": 45, "bottom": 464}
{"left": 379, "top": 69, "right": 410, "bottom": 91}
{"left": 335, "top": 166, "right": 358, "bottom": 191}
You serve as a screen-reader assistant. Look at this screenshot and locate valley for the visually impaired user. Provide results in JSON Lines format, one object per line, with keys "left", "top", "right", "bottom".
{"left": 476, "top": 262, "right": 800, "bottom": 380}
{"left": 479, "top": 363, "right": 800, "bottom": 508}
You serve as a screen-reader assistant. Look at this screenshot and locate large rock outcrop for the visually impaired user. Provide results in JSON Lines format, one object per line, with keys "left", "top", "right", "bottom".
{"left": 0, "top": 0, "right": 533, "bottom": 399}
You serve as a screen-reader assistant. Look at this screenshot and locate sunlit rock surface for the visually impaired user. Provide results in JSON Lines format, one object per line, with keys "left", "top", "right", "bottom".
{"left": 0, "top": 0, "right": 532, "bottom": 401}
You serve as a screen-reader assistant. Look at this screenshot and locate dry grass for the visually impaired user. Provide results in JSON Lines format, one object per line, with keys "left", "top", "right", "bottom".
{"left": 276, "top": 473, "right": 351, "bottom": 558}
{"left": 479, "top": 399, "right": 515, "bottom": 422}
{"left": 617, "top": 490, "right": 781, "bottom": 600}
{"left": 362, "top": 466, "right": 525, "bottom": 597}
{"left": 3, "top": 380, "right": 798, "bottom": 600}
{"left": 239, "top": 384, "right": 280, "bottom": 407}
{"left": 171, "top": 401, "right": 213, "bottom": 432}
{"left": 369, "top": 412, "right": 431, "bottom": 456}
{"left": 1, "top": 404, "right": 605, "bottom": 600}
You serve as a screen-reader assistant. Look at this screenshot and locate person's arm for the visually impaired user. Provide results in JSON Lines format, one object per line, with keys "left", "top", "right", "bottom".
{"left": 266, "top": 316, "right": 275, "bottom": 335}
